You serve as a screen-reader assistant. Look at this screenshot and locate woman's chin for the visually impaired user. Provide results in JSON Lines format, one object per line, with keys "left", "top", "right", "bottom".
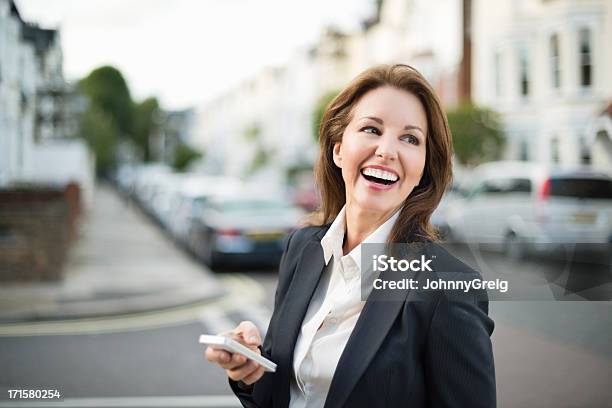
{"left": 352, "top": 195, "right": 400, "bottom": 215}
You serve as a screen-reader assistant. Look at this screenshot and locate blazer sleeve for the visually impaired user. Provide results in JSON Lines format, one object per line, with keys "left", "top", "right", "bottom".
{"left": 229, "top": 229, "right": 298, "bottom": 408}
{"left": 424, "top": 281, "right": 496, "bottom": 408}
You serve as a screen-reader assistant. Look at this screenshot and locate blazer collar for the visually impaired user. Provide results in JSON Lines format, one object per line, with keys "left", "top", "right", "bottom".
{"left": 272, "top": 223, "right": 412, "bottom": 408}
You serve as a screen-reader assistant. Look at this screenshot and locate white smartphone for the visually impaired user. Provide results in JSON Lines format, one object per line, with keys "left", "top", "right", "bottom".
{"left": 199, "top": 334, "right": 277, "bottom": 373}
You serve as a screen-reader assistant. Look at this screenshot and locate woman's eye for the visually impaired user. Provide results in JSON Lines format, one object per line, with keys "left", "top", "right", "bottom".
{"left": 361, "top": 126, "right": 380, "bottom": 135}
{"left": 401, "top": 135, "right": 420, "bottom": 145}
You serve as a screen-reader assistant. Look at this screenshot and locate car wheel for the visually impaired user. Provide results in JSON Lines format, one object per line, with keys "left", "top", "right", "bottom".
{"left": 504, "top": 232, "right": 526, "bottom": 261}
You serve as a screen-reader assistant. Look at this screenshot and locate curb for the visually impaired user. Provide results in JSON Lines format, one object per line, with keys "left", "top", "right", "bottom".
{"left": 0, "top": 283, "right": 227, "bottom": 323}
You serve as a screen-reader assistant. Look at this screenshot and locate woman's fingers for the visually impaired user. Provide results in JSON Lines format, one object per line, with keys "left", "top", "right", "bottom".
{"left": 204, "top": 347, "right": 248, "bottom": 370}
{"left": 234, "top": 321, "right": 262, "bottom": 347}
{"left": 226, "top": 359, "right": 261, "bottom": 382}
{"left": 242, "top": 365, "right": 266, "bottom": 385}
{"left": 205, "top": 321, "right": 265, "bottom": 385}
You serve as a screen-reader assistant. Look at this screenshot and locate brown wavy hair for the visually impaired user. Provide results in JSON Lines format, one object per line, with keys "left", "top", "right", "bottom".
{"left": 311, "top": 64, "right": 453, "bottom": 243}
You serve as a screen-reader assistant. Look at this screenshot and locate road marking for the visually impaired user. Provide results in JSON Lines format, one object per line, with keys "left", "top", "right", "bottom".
{"left": 0, "top": 395, "right": 241, "bottom": 407}
{"left": 0, "top": 274, "right": 268, "bottom": 337}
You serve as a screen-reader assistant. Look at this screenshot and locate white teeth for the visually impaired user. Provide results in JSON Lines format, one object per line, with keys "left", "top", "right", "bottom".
{"left": 362, "top": 167, "right": 398, "bottom": 182}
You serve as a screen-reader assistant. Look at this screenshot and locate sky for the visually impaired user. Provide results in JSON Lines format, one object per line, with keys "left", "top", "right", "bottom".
{"left": 17, "top": 0, "right": 374, "bottom": 110}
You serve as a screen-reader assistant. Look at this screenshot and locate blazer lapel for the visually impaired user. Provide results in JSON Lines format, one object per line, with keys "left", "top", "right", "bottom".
{"left": 273, "top": 238, "right": 327, "bottom": 408}
{"left": 323, "top": 268, "right": 412, "bottom": 408}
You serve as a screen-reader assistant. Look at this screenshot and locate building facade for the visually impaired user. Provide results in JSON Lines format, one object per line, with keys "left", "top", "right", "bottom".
{"left": 193, "top": 0, "right": 465, "bottom": 187}
{"left": 0, "top": 0, "right": 94, "bottom": 206}
{"left": 472, "top": 0, "right": 612, "bottom": 169}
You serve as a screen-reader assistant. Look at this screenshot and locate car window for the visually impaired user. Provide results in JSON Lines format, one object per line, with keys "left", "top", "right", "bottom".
{"left": 549, "top": 178, "right": 612, "bottom": 199}
{"left": 479, "top": 178, "right": 532, "bottom": 195}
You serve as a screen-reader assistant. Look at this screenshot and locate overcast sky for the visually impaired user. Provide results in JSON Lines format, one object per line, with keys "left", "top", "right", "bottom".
{"left": 17, "top": 0, "right": 374, "bottom": 110}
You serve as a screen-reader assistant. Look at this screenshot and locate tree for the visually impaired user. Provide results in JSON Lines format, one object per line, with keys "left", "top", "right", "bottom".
{"left": 173, "top": 143, "right": 203, "bottom": 172}
{"left": 312, "top": 90, "right": 339, "bottom": 142}
{"left": 241, "top": 123, "right": 274, "bottom": 177}
{"left": 79, "top": 107, "right": 118, "bottom": 176}
{"left": 77, "top": 66, "right": 135, "bottom": 176}
{"left": 447, "top": 104, "right": 505, "bottom": 166}
{"left": 77, "top": 66, "right": 133, "bottom": 137}
{"left": 132, "top": 97, "right": 160, "bottom": 162}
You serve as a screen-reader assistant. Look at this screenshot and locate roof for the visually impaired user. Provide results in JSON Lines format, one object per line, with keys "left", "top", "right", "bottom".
{"left": 21, "top": 23, "right": 58, "bottom": 54}
{"left": 9, "top": 0, "right": 23, "bottom": 22}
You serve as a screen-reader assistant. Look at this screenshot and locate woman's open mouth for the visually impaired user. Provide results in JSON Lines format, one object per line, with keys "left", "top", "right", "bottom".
{"left": 360, "top": 167, "right": 399, "bottom": 186}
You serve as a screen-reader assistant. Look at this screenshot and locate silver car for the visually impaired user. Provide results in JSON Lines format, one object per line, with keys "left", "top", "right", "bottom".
{"left": 445, "top": 161, "right": 612, "bottom": 259}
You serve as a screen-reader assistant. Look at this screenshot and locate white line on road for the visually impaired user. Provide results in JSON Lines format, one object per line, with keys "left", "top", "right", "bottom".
{"left": 0, "top": 395, "right": 241, "bottom": 407}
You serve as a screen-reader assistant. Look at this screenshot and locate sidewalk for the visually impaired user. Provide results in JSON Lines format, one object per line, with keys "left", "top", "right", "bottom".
{"left": 0, "top": 183, "right": 225, "bottom": 322}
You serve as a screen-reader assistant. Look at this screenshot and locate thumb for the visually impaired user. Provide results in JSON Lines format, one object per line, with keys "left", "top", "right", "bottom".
{"left": 236, "top": 321, "right": 261, "bottom": 346}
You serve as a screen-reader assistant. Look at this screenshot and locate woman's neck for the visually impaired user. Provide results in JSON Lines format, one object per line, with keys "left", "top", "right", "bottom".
{"left": 342, "top": 204, "right": 397, "bottom": 255}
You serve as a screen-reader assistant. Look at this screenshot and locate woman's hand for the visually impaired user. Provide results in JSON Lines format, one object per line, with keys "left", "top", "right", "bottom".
{"left": 204, "top": 321, "right": 266, "bottom": 385}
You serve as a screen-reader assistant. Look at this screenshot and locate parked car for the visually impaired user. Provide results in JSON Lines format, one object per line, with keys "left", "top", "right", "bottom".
{"left": 167, "top": 176, "right": 243, "bottom": 246}
{"left": 189, "top": 193, "right": 305, "bottom": 268}
{"left": 444, "top": 161, "right": 612, "bottom": 259}
{"left": 431, "top": 181, "right": 464, "bottom": 239}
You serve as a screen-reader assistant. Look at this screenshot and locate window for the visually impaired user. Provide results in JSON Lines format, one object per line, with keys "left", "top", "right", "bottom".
{"left": 494, "top": 52, "right": 502, "bottom": 98}
{"left": 578, "top": 28, "right": 592, "bottom": 87}
{"left": 549, "top": 178, "right": 612, "bottom": 199}
{"left": 579, "top": 136, "right": 591, "bottom": 165}
{"left": 519, "top": 47, "right": 530, "bottom": 97}
{"left": 550, "top": 137, "right": 560, "bottom": 163}
{"left": 480, "top": 178, "right": 532, "bottom": 195}
{"left": 550, "top": 34, "right": 561, "bottom": 89}
{"left": 519, "top": 139, "right": 529, "bottom": 161}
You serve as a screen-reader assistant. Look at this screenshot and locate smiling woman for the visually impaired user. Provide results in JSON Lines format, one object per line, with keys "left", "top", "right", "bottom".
{"left": 205, "top": 64, "right": 496, "bottom": 408}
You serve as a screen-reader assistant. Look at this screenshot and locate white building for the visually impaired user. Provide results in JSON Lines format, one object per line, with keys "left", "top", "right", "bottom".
{"left": 194, "top": 31, "right": 351, "bottom": 186}
{"left": 194, "top": 0, "right": 466, "bottom": 187}
{"left": 348, "top": 0, "right": 463, "bottom": 107}
{"left": 0, "top": 0, "right": 94, "bottom": 206}
{"left": 0, "top": 0, "right": 38, "bottom": 186}
{"left": 472, "top": 0, "right": 612, "bottom": 169}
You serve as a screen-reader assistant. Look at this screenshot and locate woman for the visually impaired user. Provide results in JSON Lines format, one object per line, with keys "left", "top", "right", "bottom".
{"left": 205, "top": 64, "right": 496, "bottom": 408}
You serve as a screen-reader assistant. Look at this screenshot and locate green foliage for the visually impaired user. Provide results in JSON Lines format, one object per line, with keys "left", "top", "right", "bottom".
{"left": 446, "top": 104, "right": 506, "bottom": 166}
{"left": 132, "top": 97, "right": 160, "bottom": 162}
{"left": 173, "top": 143, "right": 203, "bottom": 172}
{"left": 79, "top": 108, "right": 119, "bottom": 176}
{"left": 286, "top": 162, "right": 314, "bottom": 186}
{"left": 245, "top": 147, "right": 273, "bottom": 176}
{"left": 243, "top": 123, "right": 261, "bottom": 142}
{"left": 312, "top": 90, "right": 339, "bottom": 142}
{"left": 77, "top": 66, "right": 133, "bottom": 136}
{"left": 76, "top": 66, "right": 135, "bottom": 176}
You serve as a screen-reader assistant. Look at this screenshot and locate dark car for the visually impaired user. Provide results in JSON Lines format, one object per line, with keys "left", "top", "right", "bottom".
{"left": 189, "top": 193, "right": 305, "bottom": 269}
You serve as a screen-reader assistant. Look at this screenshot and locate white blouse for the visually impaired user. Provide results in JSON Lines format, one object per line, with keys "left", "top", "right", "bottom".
{"left": 289, "top": 206, "right": 400, "bottom": 408}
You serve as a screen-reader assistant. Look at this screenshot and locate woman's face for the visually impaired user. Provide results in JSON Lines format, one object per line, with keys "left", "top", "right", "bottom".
{"left": 333, "top": 86, "right": 427, "bottom": 217}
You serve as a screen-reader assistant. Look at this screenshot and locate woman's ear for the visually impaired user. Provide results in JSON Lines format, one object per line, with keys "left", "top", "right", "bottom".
{"left": 332, "top": 142, "right": 342, "bottom": 168}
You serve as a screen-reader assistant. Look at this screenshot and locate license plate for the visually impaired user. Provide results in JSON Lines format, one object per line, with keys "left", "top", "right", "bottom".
{"left": 247, "top": 231, "right": 284, "bottom": 241}
{"left": 571, "top": 213, "right": 596, "bottom": 224}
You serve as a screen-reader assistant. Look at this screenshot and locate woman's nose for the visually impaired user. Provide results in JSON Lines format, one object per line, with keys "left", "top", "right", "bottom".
{"left": 375, "top": 137, "right": 398, "bottom": 161}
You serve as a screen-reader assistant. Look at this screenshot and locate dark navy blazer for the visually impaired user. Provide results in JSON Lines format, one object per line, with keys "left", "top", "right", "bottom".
{"left": 230, "top": 224, "right": 496, "bottom": 408}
